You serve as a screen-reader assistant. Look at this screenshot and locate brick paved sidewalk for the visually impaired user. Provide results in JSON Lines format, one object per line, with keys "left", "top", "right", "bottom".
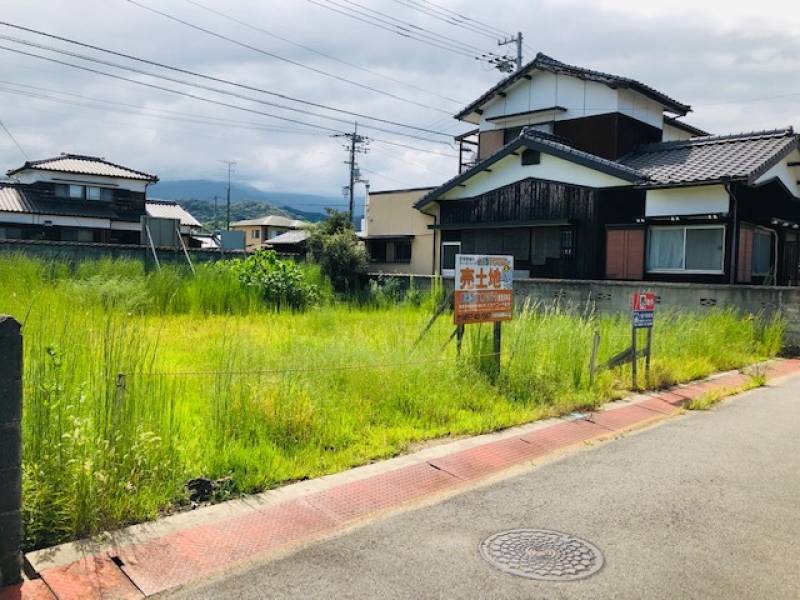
{"left": 4, "top": 359, "right": 799, "bottom": 600}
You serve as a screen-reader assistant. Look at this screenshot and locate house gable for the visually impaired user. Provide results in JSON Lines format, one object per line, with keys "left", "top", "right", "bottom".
{"left": 753, "top": 148, "right": 800, "bottom": 199}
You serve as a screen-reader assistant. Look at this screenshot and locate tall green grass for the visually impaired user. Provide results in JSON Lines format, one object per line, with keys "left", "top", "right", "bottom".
{"left": 0, "top": 254, "right": 784, "bottom": 550}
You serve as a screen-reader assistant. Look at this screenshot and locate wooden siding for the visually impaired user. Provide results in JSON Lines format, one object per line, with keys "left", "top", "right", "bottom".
{"left": 439, "top": 178, "right": 596, "bottom": 226}
{"left": 553, "top": 112, "right": 662, "bottom": 160}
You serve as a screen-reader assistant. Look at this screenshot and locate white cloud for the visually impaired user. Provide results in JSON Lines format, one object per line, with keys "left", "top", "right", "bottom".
{"left": 0, "top": 0, "right": 797, "bottom": 195}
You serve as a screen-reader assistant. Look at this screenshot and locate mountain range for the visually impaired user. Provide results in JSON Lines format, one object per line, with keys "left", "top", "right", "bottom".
{"left": 149, "top": 179, "right": 363, "bottom": 228}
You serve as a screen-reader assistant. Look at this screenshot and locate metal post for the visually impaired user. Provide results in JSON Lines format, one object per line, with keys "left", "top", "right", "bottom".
{"left": 176, "top": 225, "right": 196, "bottom": 276}
{"left": 644, "top": 330, "right": 651, "bottom": 386}
{"left": 631, "top": 325, "right": 638, "bottom": 390}
{"left": 144, "top": 223, "right": 161, "bottom": 271}
{"left": 456, "top": 324, "right": 465, "bottom": 357}
{"left": 493, "top": 321, "right": 502, "bottom": 377}
{"left": 589, "top": 330, "right": 600, "bottom": 387}
{"left": 0, "top": 316, "right": 23, "bottom": 587}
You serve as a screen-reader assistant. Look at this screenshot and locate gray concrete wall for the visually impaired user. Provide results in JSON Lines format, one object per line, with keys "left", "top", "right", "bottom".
{"left": 369, "top": 273, "right": 800, "bottom": 346}
{"left": 0, "top": 239, "right": 245, "bottom": 268}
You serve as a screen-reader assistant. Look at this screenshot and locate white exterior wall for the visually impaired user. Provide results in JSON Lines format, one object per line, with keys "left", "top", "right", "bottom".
{"left": 0, "top": 211, "right": 112, "bottom": 228}
{"left": 645, "top": 185, "right": 730, "bottom": 217}
{"left": 478, "top": 71, "right": 664, "bottom": 131}
{"left": 11, "top": 169, "right": 150, "bottom": 193}
{"left": 754, "top": 149, "right": 800, "bottom": 197}
{"left": 441, "top": 151, "right": 630, "bottom": 200}
{"left": 662, "top": 123, "right": 694, "bottom": 142}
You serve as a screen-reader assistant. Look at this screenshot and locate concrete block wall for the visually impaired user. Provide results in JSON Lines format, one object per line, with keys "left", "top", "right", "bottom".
{"left": 0, "top": 239, "right": 244, "bottom": 267}
{"left": 369, "top": 272, "right": 800, "bottom": 346}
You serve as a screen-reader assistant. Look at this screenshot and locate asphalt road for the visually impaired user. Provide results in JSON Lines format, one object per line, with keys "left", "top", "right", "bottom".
{"left": 170, "top": 375, "right": 800, "bottom": 599}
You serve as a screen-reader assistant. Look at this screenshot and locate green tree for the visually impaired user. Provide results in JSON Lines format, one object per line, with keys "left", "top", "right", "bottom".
{"left": 308, "top": 210, "right": 368, "bottom": 293}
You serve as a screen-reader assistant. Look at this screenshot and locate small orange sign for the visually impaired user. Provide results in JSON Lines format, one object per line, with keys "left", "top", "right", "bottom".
{"left": 454, "top": 254, "right": 514, "bottom": 325}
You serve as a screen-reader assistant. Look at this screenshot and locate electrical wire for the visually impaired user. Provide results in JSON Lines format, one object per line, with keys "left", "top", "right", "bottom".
{"left": 124, "top": 0, "right": 455, "bottom": 114}
{"left": 413, "top": 0, "right": 512, "bottom": 38}
{"left": 0, "top": 21, "right": 456, "bottom": 132}
{"left": 387, "top": 0, "right": 501, "bottom": 42}
{"left": 0, "top": 117, "right": 28, "bottom": 160}
{"left": 306, "top": 0, "right": 484, "bottom": 61}
{"left": 0, "top": 43, "right": 460, "bottom": 147}
{"left": 181, "top": 0, "right": 466, "bottom": 106}
{"left": 0, "top": 79, "right": 458, "bottom": 159}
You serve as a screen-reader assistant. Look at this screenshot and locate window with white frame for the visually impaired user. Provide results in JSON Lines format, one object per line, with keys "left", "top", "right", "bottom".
{"left": 251, "top": 229, "right": 260, "bottom": 239}
{"left": 68, "top": 184, "right": 84, "bottom": 199}
{"left": 86, "top": 186, "right": 102, "bottom": 201}
{"left": 647, "top": 225, "right": 725, "bottom": 273}
{"left": 752, "top": 230, "right": 773, "bottom": 276}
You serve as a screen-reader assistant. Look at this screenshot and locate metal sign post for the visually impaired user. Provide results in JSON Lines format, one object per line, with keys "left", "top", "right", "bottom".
{"left": 454, "top": 254, "right": 514, "bottom": 377}
{"left": 631, "top": 291, "right": 656, "bottom": 388}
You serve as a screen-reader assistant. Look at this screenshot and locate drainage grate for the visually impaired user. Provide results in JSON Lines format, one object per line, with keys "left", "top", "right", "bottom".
{"left": 479, "top": 529, "right": 603, "bottom": 581}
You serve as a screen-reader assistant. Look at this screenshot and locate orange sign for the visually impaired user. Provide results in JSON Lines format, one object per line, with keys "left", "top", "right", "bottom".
{"left": 454, "top": 254, "right": 514, "bottom": 325}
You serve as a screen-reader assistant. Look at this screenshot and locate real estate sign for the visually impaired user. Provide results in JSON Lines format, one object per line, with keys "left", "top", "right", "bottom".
{"left": 454, "top": 254, "right": 514, "bottom": 325}
{"left": 632, "top": 291, "right": 656, "bottom": 329}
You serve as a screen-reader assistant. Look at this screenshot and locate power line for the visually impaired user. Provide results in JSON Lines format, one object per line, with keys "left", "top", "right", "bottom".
{"left": 387, "top": 0, "right": 501, "bottom": 42}
{"left": 180, "top": 0, "right": 466, "bottom": 106}
{"left": 124, "top": 0, "right": 455, "bottom": 115}
{"left": 0, "top": 42, "right": 457, "bottom": 146}
{"left": 305, "top": 0, "right": 497, "bottom": 62}
{"left": 323, "top": 0, "right": 486, "bottom": 55}
{"left": 0, "top": 22, "right": 455, "bottom": 136}
{"left": 0, "top": 79, "right": 458, "bottom": 159}
{"left": 413, "top": 0, "right": 512, "bottom": 38}
{"left": 0, "top": 117, "right": 28, "bottom": 160}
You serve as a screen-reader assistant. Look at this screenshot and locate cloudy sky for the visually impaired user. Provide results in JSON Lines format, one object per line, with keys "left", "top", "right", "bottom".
{"left": 0, "top": 0, "right": 798, "bottom": 200}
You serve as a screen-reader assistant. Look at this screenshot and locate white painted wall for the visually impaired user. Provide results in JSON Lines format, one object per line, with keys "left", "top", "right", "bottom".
{"left": 11, "top": 169, "right": 149, "bottom": 193}
{"left": 440, "top": 151, "right": 630, "bottom": 200}
{"left": 478, "top": 71, "right": 664, "bottom": 131}
{"left": 645, "top": 185, "right": 730, "bottom": 217}
{"left": 0, "top": 210, "right": 112, "bottom": 228}
{"left": 662, "top": 123, "right": 694, "bottom": 142}
{"left": 753, "top": 149, "right": 800, "bottom": 197}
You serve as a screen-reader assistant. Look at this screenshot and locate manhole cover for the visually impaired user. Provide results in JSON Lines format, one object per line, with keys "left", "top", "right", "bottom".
{"left": 479, "top": 529, "right": 603, "bottom": 581}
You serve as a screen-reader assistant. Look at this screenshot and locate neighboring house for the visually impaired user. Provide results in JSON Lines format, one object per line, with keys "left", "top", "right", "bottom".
{"left": 263, "top": 229, "right": 309, "bottom": 257}
{"left": 414, "top": 53, "right": 800, "bottom": 285}
{"left": 0, "top": 153, "right": 162, "bottom": 244}
{"left": 230, "top": 215, "right": 307, "bottom": 251}
{"left": 362, "top": 187, "right": 436, "bottom": 275}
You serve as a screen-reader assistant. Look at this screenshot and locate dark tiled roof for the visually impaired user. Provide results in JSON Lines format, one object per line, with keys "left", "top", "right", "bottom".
{"left": 455, "top": 52, "right": 691, "bottom": 121}
{"left": 414, "top": 129, "right": 641, "bottom": 210}
{"left": 7, "top": 154, "right": 158, "bottom": 182}
{"left": 620, "top": 128, "right": 798, "bottom": 186}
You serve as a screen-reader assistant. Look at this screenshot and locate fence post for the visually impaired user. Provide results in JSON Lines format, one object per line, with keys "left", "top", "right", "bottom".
{"left": 0, "top": 316, "right": 23, "bottom": 587}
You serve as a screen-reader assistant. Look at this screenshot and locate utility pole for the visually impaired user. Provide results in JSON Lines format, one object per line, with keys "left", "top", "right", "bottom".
{"left": 333, "top": 123, "right": 369, "bottom": 224}
{"left": 219, "top": 160, "right": 236, "bottom": 230}
{"left": 212, "top": 195, "right": 218, "bottom": 231}
{"left": 496, "top": 32, "right": 523, "bottom": 73}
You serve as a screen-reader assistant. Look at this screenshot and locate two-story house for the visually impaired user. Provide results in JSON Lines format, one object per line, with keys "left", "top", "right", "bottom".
{"left": 0, "top": 153, "right": 204, "bottom": 245}
{"left": 413, "top": 53, "right": 800, "bottom": 286}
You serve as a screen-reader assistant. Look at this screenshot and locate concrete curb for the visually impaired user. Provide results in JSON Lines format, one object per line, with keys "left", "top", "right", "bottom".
{"left": 6, "top": 359, "right": 800, "bottom": 600}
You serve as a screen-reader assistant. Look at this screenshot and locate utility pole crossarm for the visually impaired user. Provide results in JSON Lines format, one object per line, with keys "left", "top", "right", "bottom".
{"left": 497, "top": 32, "right": 524, "bottom": 73}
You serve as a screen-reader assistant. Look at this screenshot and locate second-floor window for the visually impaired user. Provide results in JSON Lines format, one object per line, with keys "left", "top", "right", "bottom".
{"left": 56, "top": 184, "right": 114, "bottom": 202}
{"left": 252, "top": 229, "right": 260, "bottom": 239}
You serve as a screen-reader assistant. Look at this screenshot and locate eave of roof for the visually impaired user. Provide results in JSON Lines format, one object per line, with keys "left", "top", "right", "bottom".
{"left": 455, "top": 52, "right": 691, "bottom": 122}
{"left": 663, "top": 116, "right": 710, "bottom": 137}
{"left": 414, "top": 130, "right": 642, "bottom": 210}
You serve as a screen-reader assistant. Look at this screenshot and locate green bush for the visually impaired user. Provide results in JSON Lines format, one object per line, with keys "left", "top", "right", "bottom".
{"left": 226, "top": 250, "right": 319, "bottom": 310}
{"left": 308, "top": 210, "right": 368, "bottom": 293}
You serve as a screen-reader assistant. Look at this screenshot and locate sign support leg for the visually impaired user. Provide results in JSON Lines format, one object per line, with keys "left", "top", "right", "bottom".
{"left": 493, "top": 321, "right": 502, "bottom": 377}
{"left": 456, "top": 324, "right": 464, "bottom": 357}
{"left": 645, "top": 327, "right": 653, "bottom": 386}
{"left": 631, "top": 325, "right": 638, "bottom": 390}
{"left": 589, "top": 330, "right": 600, "bottom": 387}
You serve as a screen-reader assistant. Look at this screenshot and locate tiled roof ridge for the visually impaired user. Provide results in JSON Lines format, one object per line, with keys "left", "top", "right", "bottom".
{"left": 7, "top": 153, "right": 158, "bottom": 181}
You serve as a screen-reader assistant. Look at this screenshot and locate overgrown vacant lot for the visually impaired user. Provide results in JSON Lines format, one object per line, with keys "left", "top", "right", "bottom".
{"left": 0, "top": 255, "right": 784, "bottom": 550}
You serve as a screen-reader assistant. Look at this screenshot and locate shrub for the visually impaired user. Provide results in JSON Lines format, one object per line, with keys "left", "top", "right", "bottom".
{"left": 308, "top": 210, "right": 368, "bottom": 293}
{"left": 226, "top": 250, "right": 319, "bottom": 310}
